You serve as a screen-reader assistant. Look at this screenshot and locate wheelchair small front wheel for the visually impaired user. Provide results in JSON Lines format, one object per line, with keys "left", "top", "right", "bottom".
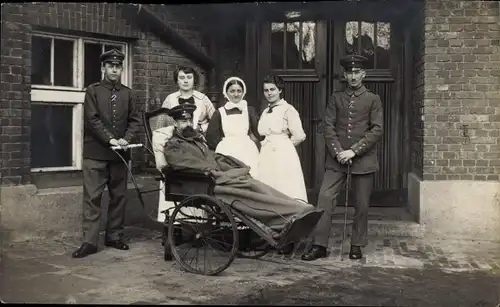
{"left": 236, "top": 229, "right": 271, "bottom": 259}
{"left": 168, "top": 194, "right": 239, "bottom": 275}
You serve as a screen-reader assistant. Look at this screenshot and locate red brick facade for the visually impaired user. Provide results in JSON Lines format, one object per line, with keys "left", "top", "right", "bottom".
{"left": 1, "top": 1, "right": 498, "bottom": 187}
{"left": 0, "top": 3, "right": 213, "bottom": 185}
{"left": 421, "top": 0, "right": 500, "bottom": 181}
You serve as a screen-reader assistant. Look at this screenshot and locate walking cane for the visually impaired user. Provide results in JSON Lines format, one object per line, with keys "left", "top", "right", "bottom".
{"left": 340, "top": 160, "right": 352, "bottom": 261}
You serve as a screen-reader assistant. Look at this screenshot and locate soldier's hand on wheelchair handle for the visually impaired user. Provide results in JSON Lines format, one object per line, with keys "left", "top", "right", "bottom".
{"left": 117, "top": 138, "right": 129, "bottom": 146}
{"left": 109, "top": 138, "right": 120, "bottom": 147}
{"left": 110, "top": 143, "right": 143, "bottom": 151}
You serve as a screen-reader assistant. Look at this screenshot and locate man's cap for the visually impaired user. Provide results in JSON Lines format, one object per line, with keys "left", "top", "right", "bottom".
{"left": 100, "top": 49, "right": 125, "bottom": 64}
{"left": 340, "top": 54, "right": 368, "bottom": 71}
{"left": 168, "top": 103, "right": 197, "bottom": 120}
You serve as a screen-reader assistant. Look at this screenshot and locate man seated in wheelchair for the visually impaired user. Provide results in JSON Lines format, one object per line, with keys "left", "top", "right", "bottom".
{"left": 153, "top": 103, "right": 324, "bottom": 243}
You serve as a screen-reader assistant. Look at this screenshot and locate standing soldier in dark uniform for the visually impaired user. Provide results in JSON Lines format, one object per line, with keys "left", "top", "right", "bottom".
{"left": 302, "top": 54, "right": 383, "bottom": 261}
{"left": 72, "top": 49, "right": 141, "bottom": 258}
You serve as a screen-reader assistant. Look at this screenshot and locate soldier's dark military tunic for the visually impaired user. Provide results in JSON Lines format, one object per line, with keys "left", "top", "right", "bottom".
{"left": 311, "top": 85, "right": 383, "bottom": 248}
{"left": 82, "top": 78, "right": 141, "bottom": 246}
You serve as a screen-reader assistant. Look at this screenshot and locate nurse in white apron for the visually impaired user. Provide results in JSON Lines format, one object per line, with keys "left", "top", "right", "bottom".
{"left": 258, "top": 74, "right": 308, "bottom": 202}
{"left": 153, "top": 66, "right": 215, "bottom": 223}
{"left": 205, "top": 77, "right": 261, "bottom": 179}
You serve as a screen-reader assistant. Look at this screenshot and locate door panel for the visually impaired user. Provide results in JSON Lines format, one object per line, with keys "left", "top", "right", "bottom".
{"left": 259, "top": 20, "right": 327, "bottom": 203}
{"left": 326, "top": 20, "right": 406, "bottom": 207}
{"left": 282, "top": 81, "right": 318, "bottom": 190}
{"left": 257, "top": 18, "right": 406, "bottom": 206}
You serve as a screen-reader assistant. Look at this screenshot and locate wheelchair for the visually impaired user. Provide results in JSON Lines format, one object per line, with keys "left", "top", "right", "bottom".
{"left": 110, "top": 107, "right": 322, "bottom": 276}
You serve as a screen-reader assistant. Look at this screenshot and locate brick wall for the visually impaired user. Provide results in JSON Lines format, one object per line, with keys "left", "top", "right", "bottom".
{"left": 422, "top": 0, "right": 500, "bottom": 181}
{"left": 411, "top": 5, "right": 426, "bottom": 178}
{"left": 0, "top": 3, "right": 209, "bottom": 185}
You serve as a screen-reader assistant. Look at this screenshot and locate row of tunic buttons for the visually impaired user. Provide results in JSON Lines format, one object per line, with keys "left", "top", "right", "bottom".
{"left": 348, "top": 100, "right": 354, "bottom": 139}
{"left": 112, "top": 89, "right": 117, "bottom": 131}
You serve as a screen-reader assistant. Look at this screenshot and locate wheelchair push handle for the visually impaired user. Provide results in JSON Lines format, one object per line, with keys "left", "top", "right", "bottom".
{"left": 111, "top": 143, "right": 143, "bottom": 151}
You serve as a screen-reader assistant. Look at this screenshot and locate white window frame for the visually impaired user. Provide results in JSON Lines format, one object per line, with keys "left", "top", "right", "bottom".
{"left": 30, "top": 31, "right": 130, "bottom": 172}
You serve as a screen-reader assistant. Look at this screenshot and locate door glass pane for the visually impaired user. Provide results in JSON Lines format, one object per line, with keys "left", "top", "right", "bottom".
{"left": 31, "top": 36, "right": 52, "bottom": 85}
{"left": 271, "top": 22, "right": 285, "bottom": 69}
{"left": 53, "top": 38, "right": 75, "bottom": 87}
{"left": 301, "top": 21, "right": 316, "bottom": 69}
{"left": 360, "top": 22, "right": 375, "bottom": 69}
{"left": 84, "top": 42, "right": 103, "bottom": 88}
{"left": 31, "top": 103, "right": 73, "bottom": 168}
{"left": 345, "top": 21, "right": 359, "bottom": 55}
{"left": 376, "top": 22, "right": 391, "bottom": 69}
{"left": 285, "top": 22, "right": 300, "bottom": 69}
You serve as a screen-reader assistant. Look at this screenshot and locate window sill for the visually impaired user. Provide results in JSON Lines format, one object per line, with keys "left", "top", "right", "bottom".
{"left": 31, "top": 85, "right": 84, "bottom": 92}
{"left": 31, "top": 166, "right": 81, "bottom": 172}
{"left": 31, "top": 169, "right": 83, "bottom": 189}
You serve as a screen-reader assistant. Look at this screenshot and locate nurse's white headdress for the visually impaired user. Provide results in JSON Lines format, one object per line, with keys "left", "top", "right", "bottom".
{"left": 223, "top": 76, "right": 247, "bottom": 100}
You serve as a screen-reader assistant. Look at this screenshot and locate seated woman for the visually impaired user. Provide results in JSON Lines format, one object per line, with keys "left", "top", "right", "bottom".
{"left": 158, "top": 103, "right": 324, "bottom": 243}
{"left": 154, "top": 66, "right": 215, "bottom": 222}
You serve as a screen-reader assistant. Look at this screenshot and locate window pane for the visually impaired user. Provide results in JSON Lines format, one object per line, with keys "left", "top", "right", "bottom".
{"left": 53, "top": 39, "right": 74, "bottom": 87}
{"left": 271, "top": 22, "right": 285, "bottom": 69}
{"left": 31, "top": 103, "right": 73, "bottom": 168}
{"left": 84, "top": 42, "right": 103, "bottom": 88}
{"left": 104, "top": 44, "right": 123, "bottom": 52}
{"left": 345, "top": 21, "right": 359, "bottom": 55}
{"left": 301, "top": 21, "right": 316, "bottom": 69}
{"left": 360, "top": 22, "right": 375, "bottom": 69}
{"left": 32, "top": 36, "right": 52, "bottom": 85}
{"left": 376, "top": 22, "right": 391, "bottom": 69}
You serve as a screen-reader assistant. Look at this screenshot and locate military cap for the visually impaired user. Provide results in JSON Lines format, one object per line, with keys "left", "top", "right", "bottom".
{"left": 100, "top": 49, "right": 125, "bottom": 64}
{"left": 340, "top": 54, "right": 368, "bottom": 71}
{"left": 168, "top": 103, "right": 197, "bottom": 120}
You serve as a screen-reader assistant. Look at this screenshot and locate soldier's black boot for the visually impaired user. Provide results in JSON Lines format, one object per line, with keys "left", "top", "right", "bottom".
{"left": 105, "top": 239, "right": 130, "bottom": 250}
{"left": 349, "top": 245, "right": 363, "bottom": 259}
{"left": 72, "top": 243, "right": 98, "bottom": 258}
{"left": 301, "top": 245, "right": 327, "bottom": 261}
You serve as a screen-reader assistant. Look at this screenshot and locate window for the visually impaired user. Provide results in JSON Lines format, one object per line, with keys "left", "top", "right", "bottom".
{"left": 271, "top": 21, "right": 316, "bottom": 70}
{"left": 30, "top": 32, "right": 130, "bottom": 172}
{"left": 344, "top": 21, "right": 391, "bottom": 69}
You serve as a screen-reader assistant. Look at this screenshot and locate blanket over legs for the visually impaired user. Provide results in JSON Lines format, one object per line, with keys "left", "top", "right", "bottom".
{"left": 162, "top": 132, "right": 316, "bottom": 232}
{"left": 212, "top": 154, "right": 315, "bottom": 231}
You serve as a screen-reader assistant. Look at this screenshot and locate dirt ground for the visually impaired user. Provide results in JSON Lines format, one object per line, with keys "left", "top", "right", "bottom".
{"left": 1, "top": 226, "right": 499, "bottom": 305}
{"left": 214, "top": 266, "right": 500, "bottom": 306}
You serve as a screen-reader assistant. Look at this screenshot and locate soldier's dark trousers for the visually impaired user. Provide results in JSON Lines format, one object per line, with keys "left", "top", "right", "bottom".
{"left": 82, "top": 158, "right": 128, "bottom": 246}
{"left": 312, "top": 169, "right": 373, "bottom": 248}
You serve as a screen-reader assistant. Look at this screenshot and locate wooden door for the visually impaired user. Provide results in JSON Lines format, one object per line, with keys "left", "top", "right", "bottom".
{"left": 258, "top": 20, "right": 328, "bottom": 204}
{"left": 255, "top": 17, "right": 407, "bottom": 207}
{"left": 328, "top": 20, "right": 407, "bottom": 207}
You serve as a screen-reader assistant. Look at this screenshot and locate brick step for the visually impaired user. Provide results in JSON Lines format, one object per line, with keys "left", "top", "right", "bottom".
{"left": 330, "top": 207, "right": 423, "bottom": 238}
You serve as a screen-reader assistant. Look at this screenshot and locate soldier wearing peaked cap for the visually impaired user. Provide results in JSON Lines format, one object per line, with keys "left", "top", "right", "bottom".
{"left": 168, "top": 103, "right": 198, "bottom": 121}
{"left": 302, "top": 54, "right": 383, "bottom": 261}
{"left": 73, "top": 48, "right": 141, "bottom": 259}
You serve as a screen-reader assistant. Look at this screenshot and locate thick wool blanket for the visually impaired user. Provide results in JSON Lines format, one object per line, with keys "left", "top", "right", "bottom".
{"left": 212, "top": 154, "right": 315, "bottom": 230}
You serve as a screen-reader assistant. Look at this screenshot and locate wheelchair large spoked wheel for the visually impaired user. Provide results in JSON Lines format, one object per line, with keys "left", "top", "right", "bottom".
{"left": 168, "top": 194, "right": 239, "bottom": 275}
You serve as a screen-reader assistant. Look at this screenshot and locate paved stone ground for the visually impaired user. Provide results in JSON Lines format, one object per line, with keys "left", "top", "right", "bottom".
{"left": 1, "top": 226, "right": 499, "bottom": 305}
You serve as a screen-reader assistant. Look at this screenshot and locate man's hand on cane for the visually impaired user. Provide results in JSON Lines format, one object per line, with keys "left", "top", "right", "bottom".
{"left": 337, "top": 149, "right": 355, "bottom": 165}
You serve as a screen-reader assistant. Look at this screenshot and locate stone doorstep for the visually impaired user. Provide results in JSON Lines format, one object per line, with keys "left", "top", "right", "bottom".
{"left": 329, "top": 207, "right": 423, "bottom": 238}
